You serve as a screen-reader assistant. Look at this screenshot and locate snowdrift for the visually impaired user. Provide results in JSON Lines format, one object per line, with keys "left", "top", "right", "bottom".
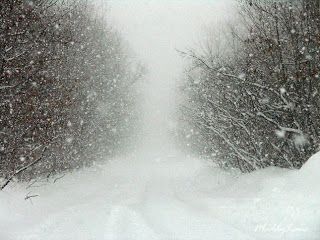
{"left": 0, "top": 152, "right": 319, "bottom": 240}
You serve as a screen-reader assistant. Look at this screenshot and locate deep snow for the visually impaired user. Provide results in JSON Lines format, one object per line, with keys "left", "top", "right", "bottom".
{"left": 1, "top": 150, "right": 319, "bottom": 240}
{"left": 2, "top": 1, "right": 319, "bottom": 239}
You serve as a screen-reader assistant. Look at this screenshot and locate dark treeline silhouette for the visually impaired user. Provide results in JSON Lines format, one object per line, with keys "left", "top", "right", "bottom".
{"left": 179, "top": 0, "right": 320, "bottom": 172}
{"left": 0, "top": 0, "right": 141, "bottom": 184}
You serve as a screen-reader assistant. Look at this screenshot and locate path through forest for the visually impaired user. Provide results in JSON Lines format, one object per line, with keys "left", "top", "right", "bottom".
{"left": 1, "top": 2, "right": 319, "bottom": 240}
{"left": 3, "top": 145, "right": 319, "bottom": 240}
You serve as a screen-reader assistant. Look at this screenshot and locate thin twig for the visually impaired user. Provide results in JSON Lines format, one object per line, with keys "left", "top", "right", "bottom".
{"left": 1, "top": 147, "right": 48, "bottom": 190}
{"left": 53, "top": 174, "right": 65, "bottom": 183}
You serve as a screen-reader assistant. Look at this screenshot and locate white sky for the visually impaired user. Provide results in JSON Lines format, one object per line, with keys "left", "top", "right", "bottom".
{"left": 106, "top": 0, "right": 234, "bottom": 151}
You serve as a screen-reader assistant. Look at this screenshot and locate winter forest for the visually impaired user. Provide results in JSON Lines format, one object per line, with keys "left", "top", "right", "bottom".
{"left": 0, "top": 0, "right": 319, "bottom": 239}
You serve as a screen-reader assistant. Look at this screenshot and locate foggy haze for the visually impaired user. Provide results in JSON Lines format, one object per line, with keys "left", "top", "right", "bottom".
{"left": 2, "top": 1, "right": 319, "bottom": 239}
{"left": 108, "top": 0, "right": 232, "bottom": 151}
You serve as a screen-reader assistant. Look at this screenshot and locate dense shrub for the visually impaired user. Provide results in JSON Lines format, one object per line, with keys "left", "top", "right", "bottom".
{"left": 0, "top": 0, "right": 140, "bottom": 182}
{"left": 179, "top": 0, "right": 320, "bottom": 172}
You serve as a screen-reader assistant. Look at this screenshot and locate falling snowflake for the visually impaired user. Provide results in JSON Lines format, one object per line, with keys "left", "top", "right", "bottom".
{"left": 66, "top": 137, "right": 74, "bottom": 144}
{"left": 293, "top": 134, "right": 308, "bottom": 148}
{"left": 275, "top": 129, "right": 286, "bottom": 138}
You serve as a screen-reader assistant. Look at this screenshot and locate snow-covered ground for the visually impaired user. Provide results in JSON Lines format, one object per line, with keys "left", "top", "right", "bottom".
{"left": 1, "top": 149, "right": 319, "bottom": 240}
{"left": 2, "top": 1, "right": 319, "bottom": 239}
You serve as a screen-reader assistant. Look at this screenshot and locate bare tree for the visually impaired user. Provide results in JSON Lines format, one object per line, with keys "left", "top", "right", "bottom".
{"left": 0, "top": 0, "right": 141, "bottom": 184}
{"left": 179, "top": 0, "right": 320, "bottom": 172}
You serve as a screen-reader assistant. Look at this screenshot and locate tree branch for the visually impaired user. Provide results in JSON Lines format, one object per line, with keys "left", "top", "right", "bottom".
{"left": 1, "top": 147, "right": 48, "bottom": 190}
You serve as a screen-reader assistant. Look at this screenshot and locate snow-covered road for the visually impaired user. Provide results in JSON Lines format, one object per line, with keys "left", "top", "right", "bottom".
{"left": 1, "top": 150, "right": 319, "bottom": 240}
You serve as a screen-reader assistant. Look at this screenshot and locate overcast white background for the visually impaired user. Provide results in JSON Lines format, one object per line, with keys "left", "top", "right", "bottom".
{"left": 106, "top": 0, "right": 234, "bottom": 150}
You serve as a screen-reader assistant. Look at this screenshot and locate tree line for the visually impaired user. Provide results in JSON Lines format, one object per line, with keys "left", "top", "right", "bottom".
{"left": 0, "top": 0, "right": 141, "bottom": 185}
{"left": 179, "top": 0, "right": 320, "bottom": 172}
